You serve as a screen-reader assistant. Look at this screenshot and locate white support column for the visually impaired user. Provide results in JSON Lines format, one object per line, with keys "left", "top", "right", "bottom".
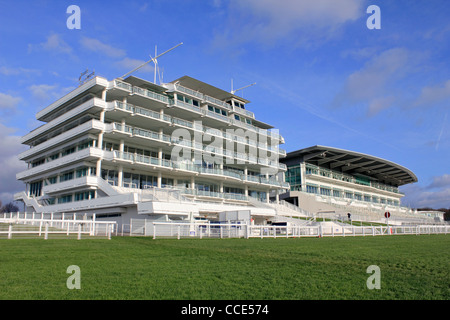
{"left": 191, "top": 176, "right": 195, "bottom": 191}
{"left": 157, "top": 172, "right": 162, "bottom": 188}
{"left": 158, "top": 147, "right": 163, "bottom": 166}
{"left": 118, "top": 165, "right": 123, "bottom": 187}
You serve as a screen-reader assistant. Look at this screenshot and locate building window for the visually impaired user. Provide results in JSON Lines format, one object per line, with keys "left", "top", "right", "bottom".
{"left": 29, "top": 181, "right": 43, "bottom": 197}
{"left": 62, "top": 147, "right": 76, "bottom": 157}
{"left": 333, "top": 189, "right": 341, "bottom": 198}
{"left": 31, "top": 158, "right": 45, "bottom": 167}
{"left": 74, "top": 190, "right": 95, "bottom": 202}
{"left": 306, "top": 184, "right": 318, "bottom": 194}
{"left": 48, "top": 176, "right": 58, "bottom": 185}
{"left": 320, "top": 187, "right": 331, "bottom": 196}
{"left": 60, "top": 171, "right": 74, "bottom": 182}
{"left": 58, "top": 195, "right": 72, "bottom": 204}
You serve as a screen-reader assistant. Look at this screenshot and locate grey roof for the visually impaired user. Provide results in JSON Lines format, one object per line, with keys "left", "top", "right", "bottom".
{"left": 282, "top": 145, "right": 418, "bottom": 187}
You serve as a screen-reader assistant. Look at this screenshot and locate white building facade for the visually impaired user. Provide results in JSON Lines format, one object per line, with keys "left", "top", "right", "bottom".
{"left": 15, "top": 75, "right": 297, "bottom": 226}
{"left": 280, "top": 146, "right": 420, "bottom": 220}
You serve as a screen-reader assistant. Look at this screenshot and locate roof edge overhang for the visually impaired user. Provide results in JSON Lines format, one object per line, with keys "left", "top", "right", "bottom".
{"left": 283, "top": 145, "right": 418, "bottom": 186}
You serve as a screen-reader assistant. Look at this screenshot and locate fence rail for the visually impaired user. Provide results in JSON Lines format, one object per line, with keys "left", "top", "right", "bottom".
{"left": 0, "top": 212, "right": 117, "bottom": 240}
{"left": 131, "top": 220, "right": 450, "bottom": 239}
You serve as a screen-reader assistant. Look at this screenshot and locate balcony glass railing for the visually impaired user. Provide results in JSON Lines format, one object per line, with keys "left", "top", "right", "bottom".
{"left": 305, "top": 164, "right": 401, "bottom": 194}
{"left": 111, "top": 151, "right": 287, "bottom": 188}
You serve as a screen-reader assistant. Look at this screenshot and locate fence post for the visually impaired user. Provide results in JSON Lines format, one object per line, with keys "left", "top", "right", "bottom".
{"left": 8, "top": 223, "right": 12, "bottom": 239}
{"left": 77, "top": 224, "right": 81, "bottom": 240}
{"left": 92, "top": 214, "right": 96, "bottom": 236}
{"left": 44, "top": 223, "right": 49, "bottom": 240}
{"left": 177, "top": 225, "right": 181, "bottom": 240}
{"left": 153, "top": 223, "right": 156, "bottom": 240}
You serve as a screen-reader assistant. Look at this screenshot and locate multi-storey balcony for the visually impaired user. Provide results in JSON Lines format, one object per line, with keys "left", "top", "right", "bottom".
{"left": 37, "top": 77, "right": 110, "bottom": 122}
{"left": 111, "top": 151, "right": 287, "bottom": 189}
{"left": 22, "top": 97, "right": 107, "bottom": 146}
{"left": 305, "top": 164, "right": 404, "bottom": 197}
{"left": 107, "top": 100, "right": 287, "bottom": 158}
{"left": 17, "top": 147, "right": 109, "bottom": 181}
{"left": 19, "top": 120, "right": 105, "bottom": 161}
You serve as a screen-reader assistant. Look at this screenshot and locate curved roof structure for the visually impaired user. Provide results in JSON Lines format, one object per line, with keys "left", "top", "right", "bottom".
{"left": 283, "top": 145, "right": 418, "bottom": 187}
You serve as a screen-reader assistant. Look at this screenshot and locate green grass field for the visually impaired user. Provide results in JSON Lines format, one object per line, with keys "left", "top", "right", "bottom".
{"left": 0, "top": 235, "right": 448, "bottom": 300}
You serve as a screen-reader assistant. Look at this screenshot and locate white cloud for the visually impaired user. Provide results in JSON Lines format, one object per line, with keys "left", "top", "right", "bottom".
{"left": 28, "top": 34, "right": 73, "bottom": 55}
{"left": 332, "top": 47, "right": 416, "bottom": 116}
{"left": 0, "top": 124, "right": 28, "bottom": 206}
{"left": 428, "top": 174, "right": 450, "bottom": 189}
{"left": 0, "top": 66, "right": 40, "bottom": 76}
{"left": 115, "top": 57, "right": 154, "bottom": 74}
{"left": 214, "top": 0, "right": 363, "bottom": 47}
{"left": 80, "top": 37, "right": 126, "bottom": 58}
{"left": 401, "top": 174, "right": 450, "bottom": 209}
{"left": 413, "top": 79, "right": 450, "bottom": 108}
{"left": 29, "top": 84, "right": 76, "bottom": 102}
{"left": 0, "top": 92, "right": 21, "bottom": 111}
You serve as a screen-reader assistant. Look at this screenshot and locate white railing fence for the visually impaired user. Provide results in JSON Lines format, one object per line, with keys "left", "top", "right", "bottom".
{"left": 131, "top": 220, "right": 450, "bottom": 239}
{"left": 0, "top": 212, "right": 117, "bottom": 240}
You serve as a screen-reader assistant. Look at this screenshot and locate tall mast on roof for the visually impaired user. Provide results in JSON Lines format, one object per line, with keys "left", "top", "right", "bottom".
{"left": 120, "top": 42, "right": 183, "bottom": 83}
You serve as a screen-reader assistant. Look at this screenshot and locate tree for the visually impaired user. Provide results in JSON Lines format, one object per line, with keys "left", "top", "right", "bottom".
{"left": 0, "top": 201, "right": 19, "bottom": 213}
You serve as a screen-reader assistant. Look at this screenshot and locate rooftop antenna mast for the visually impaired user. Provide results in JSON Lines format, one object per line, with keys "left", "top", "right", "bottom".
{"left": 231, "top": 80, "right": 256, "bottom": 95}
{"left": 120, "top": 42, "right": 183, "bottom": 82}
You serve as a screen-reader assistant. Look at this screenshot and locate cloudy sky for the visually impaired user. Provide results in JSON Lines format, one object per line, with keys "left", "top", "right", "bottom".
{"left": 0, "top": 0, "right": 449, "bottom": 209}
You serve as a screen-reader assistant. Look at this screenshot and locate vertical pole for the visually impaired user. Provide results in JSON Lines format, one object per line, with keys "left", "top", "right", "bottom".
{"left": 77, "top": 224, "right": 81, "bottom": 240}
{"left": 153, "top": 223, "right": 156, "bottom": 240}
{"left": 8, "top": 223, "right": 12, "bottom": 239}
{"left": 177, "top": 225, "right": 181, "bottom": 240}
{"left": 44, "top": 223, "right": 49, "bottom": 240}
{"left": 92, "top": 213, "right": 96, "bottom": 236}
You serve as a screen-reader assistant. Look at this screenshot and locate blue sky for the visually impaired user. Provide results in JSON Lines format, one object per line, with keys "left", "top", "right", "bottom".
{"left": 0, "top": 0, "right": 449, "bottom": 209}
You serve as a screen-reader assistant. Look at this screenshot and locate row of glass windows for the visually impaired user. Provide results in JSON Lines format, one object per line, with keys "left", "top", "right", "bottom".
{"left": 30, "top": 139, "right": 95, "bottom": 168}
{"left": 55, "top": 190, "right": 96, "bottom": 204}
{"left": 101, "top": 168, "right": 267, "bottom": 201}
{"left": 45, "top": 166, "right": 97, "bottom": 185}
{"left": 306, "top": 184, "right": 400, "bottom": 206}
{"left": 286, "top": 165, "right": 301, "bottom": 187}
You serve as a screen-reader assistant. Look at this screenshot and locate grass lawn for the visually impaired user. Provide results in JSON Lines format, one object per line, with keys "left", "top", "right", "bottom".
{"left": 0, "top": 235, "right": 448, "bottom": 300}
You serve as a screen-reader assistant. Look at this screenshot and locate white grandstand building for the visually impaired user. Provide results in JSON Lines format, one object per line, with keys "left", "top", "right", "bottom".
{"left": 14, "top": 65, "right": 438, "bottom": 230}
{"left": 14, "top": 74, "right": 309, "bottom": 227}
{"left": 279, "top": 146, "right": 428, "bottom": 223}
